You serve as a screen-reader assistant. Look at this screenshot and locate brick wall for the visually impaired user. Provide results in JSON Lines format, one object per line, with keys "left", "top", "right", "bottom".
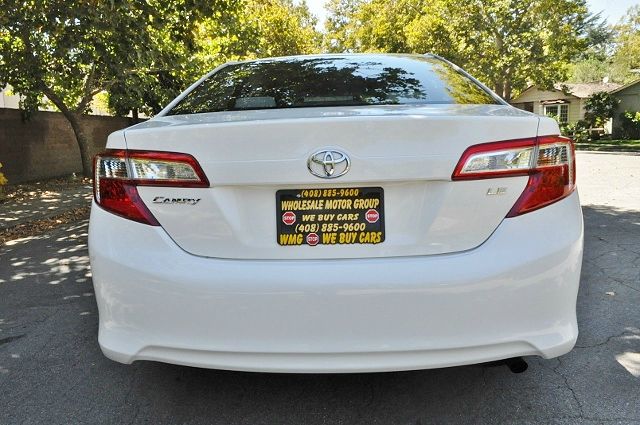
{"left": 0, "top": 108, "right": 141, "bottom": 183}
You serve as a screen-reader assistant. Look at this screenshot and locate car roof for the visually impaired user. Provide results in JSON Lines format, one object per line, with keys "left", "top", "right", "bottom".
{"left": 229, "top": 52, "right": 439, "bottom": 65}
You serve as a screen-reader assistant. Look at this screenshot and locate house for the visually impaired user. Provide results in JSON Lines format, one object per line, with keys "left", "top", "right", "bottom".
{"left": 511, "top": 82, "right": 621, "bottom": 130}
{"left": 611, "top": 79, "right": 640, "bottom": 136}
{"left": 511, "top": 80, "right": 640, "bottom": 134}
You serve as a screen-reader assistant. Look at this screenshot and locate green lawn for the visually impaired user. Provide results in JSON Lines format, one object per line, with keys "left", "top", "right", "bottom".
{"left": 575, "top": 139, "right": 640, "bottom": 153}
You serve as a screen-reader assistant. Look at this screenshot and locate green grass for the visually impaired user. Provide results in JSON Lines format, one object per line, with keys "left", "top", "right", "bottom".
{"left": 574, "top": 139, "right": 640, "bottom": 153}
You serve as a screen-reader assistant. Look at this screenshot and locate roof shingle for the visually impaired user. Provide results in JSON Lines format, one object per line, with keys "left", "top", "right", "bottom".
{"left": 553, "top": 82, "right": 622, "bottom": 98}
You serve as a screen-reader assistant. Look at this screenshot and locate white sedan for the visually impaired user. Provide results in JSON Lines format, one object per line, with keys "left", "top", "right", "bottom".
{"left": 89, "top": 54, "right": 583, "bottom": 373}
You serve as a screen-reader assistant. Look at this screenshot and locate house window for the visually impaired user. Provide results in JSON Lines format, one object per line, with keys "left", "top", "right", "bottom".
{"left": 543, "top": 104, "right": 569, "bottom": 123}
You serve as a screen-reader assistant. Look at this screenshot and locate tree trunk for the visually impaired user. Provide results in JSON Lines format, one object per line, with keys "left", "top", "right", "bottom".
{"left": 503, "top": 80, "right": 512, "bottom": 103}
{"left": 494, "top": 81, "right": 505, "bottom": 100}
{"left": 503, "top": 68, "right": 513, "bottom": 103}
{"left": 64, "top": 112, "right": 94, "bottom": 177}
{"left": 39, "top": 84, "right": 95, "bottom": 177}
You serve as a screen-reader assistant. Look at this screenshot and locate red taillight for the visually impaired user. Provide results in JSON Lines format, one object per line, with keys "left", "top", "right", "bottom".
{"left": 93, "top": 150, "right": 209, "bottom": 225}
{"left": 452, "top": 135, "right": 576, "bottom": 217}
{"left": 96, "top": 179, "right": 160, "bottom": 225}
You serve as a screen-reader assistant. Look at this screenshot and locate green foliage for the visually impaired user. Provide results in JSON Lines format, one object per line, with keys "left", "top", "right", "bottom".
{"left": 196, "top": 0, "right": 320, "bottom": 63}
{"left": 584, "top": 91, "right": 619, "bottom": 127}
{"left": 616, "top": 111, "right": 640, "bottom": 140}
{"left": 567, "top": 13, "right": 618, "bottom": 83}
{"left": 107, "top": 0, "right": 321, "bottom": 117}
{"left": 0, "top": 0, "right": 231, "bottom": 115}
{"left": 247, "top": 0, "right": 320, "bottom": 57}
{"left": 561, "top": 120, "right": 590, "bottom": 143}
{"left": 578, "top": 12, "right": 614, "bottom": 60}
{"left": 568, "top": 56, "right": 611, "bottom": 83}
{"left": 0, "top": 0, "right": 322, "bottom": 120}
{"left": 0, "top": 162, "right": 7, "bottom": 186}
{"left": 0, "top": 0, "right": 236, "bottom": 175}
{"left": 322, "top": 0, "right": 592, "bottom": 102}
{"left": 569, "top": 6, "right": 640, "bottom": 84}
{"left": 352, "top": 0, "right": 421, "bottom": 53}
{"left": 323, "top": 0, "right": 363, "bottom": 53}
{"left": 611, "top": 6, "right": 640, "bottom": 83}
{"left": 0, "top": 161, "right": 7, "bottom": 200}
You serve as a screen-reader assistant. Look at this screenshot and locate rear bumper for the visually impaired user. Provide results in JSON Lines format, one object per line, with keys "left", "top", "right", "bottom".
{"left": 88, "top": 192, "right": 583, "bottom": 373}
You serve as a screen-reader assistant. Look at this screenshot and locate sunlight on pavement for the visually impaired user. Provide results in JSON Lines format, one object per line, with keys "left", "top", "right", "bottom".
{"left": 616, "top": 351, "right": 640, "bottom": 378}
{"left": 4, "top": 235, "right": 42, "bottom": 246}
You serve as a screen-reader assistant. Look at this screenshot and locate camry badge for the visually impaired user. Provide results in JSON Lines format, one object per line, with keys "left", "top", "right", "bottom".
{"left": 307, "top": 149, "right": 351, "bottom": 179}
{"left": 152, "top": 196, "right": 201, "bottom": 205}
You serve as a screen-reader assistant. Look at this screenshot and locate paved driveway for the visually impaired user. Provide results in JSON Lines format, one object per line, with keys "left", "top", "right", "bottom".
{"left": 1, "top": 152, "right": 639, "bottom": 424}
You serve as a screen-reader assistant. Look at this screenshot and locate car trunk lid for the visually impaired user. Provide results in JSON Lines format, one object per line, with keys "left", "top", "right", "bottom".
{"left": 124, "top": 104, "right": 538, "bottom": 259}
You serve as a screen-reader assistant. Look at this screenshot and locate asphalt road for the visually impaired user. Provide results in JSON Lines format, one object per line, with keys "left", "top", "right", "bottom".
{"left": 1, "top": 152, "right": 639, "bottom": 425}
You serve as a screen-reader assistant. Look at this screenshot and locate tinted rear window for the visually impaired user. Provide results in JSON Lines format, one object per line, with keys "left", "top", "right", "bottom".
{"left": 167, "top": 55, "right": 499, "bottom": 115}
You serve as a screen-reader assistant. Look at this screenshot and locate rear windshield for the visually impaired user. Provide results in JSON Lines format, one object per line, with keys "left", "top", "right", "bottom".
{"left": 167, "top": 55, "right": 499, "bottom": 115}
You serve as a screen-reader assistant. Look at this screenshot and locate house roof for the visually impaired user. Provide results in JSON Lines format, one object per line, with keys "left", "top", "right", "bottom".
{"left": 512, "top": 81, "right": 625, "bottom": 103}
{"left": 553, "top": 82, "right": 622, "bottom": 98}
{"left": 610, "top": 78, "right": 640, "bottom": 94}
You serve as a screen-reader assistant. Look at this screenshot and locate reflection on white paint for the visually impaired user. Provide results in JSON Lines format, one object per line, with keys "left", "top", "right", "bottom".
{"left": 616, "top": 352, "right": 640, "bottom": 378}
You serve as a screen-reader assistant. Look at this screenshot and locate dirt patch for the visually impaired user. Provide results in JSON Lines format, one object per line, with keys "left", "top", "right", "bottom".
{"left": 0, "top": 175, "right": 92, "bottom": 204}
{"left": 0, "top": 206, "right": 90, "bottom": 245}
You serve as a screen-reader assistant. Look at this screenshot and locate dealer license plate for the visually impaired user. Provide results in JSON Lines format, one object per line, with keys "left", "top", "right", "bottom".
{"left": 276, "top": 187, "right": 385, "bottom": 246}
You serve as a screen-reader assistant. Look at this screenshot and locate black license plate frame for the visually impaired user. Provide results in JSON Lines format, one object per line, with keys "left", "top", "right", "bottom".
{"left": 276, "top": 187, "right": 385, "bottom": 246}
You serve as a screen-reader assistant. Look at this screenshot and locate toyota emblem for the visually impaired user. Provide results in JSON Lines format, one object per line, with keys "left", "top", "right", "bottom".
{"left": 307, "top": 149, "right": 351, "bottom": 179}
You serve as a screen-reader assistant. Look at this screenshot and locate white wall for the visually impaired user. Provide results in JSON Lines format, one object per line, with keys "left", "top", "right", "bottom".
{"left": 0, "top": 86, "right": 20, "bottom": 109}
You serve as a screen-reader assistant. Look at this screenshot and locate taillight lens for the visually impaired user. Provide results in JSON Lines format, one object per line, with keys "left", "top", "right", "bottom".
{"left": 452, "top": 138, "right": 536, "bottom": 180}
{"left": 93, "top": 150, "right": 209, "bottom": 225}
{"left": 452, "top": 136, "right": 576, "bottom": 217}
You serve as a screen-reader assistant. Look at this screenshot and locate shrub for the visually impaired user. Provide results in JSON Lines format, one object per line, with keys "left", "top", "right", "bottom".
{"left": 0, "top": 162, "right": 8, "bottom": 199}
{"left": 616, "top": 111, "right": 640, "bottom": 140}
{"left": 584, "top": 92, "right": 619, "bottom": 129}
{"left": 561, "top": 120, "right": 590, "bottom": 143}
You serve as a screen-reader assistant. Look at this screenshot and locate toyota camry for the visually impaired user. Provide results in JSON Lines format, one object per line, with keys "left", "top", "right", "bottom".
{"left": 89, "top": 53, "right": 583, "bottom": 372}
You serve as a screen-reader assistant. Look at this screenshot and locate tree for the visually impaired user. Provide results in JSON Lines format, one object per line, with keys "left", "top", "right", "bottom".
{"left": 579, "top": 12, "right": 615, "bottom": 60}
{"left": 323, "top": 0, "right": 363, "bottom": 53}
{"left": 106, "top": 0, "right": 321, "bottom": 120}
{"left": 106, "top": 64, "right": 195, "bottom": 120}
{"left": 203, "top": 0, "right": 320, "bottom": 60}
{"left": 0, "top": 162, "right": 7, "bottom": 198}
{"left": 584, "top": 91, "right": 619, "bottom": 128}
{"left": 617, "top": 110, "right": 640, "bottom": 139}
{"left": 325, "top": 0, "right": 593, "bottom": 102}
{"left": 107, "top": 0, "right": 320, "bottom": 120}
{"left": 247, "top": 0, "right": 320, "bottom": 57}
{"left": 611, "top": 5, "right": 640, "bottom": 83}
{"left": 406, "top": 0, "right": 592, "bottom": 101}
{"left": 569, "top": 8, "right": 640, "bottom": 84}
{"left": 350, "top": 0, "right": 420, "bottom": 53}
{"left": 568, "top": 12, "right": 617, "bottom": 83}
{"left": 568, "top": 56, "right": 612, "bottom": 83}
{"left": 0, "top": 0, "right": 233, "bottom": 176}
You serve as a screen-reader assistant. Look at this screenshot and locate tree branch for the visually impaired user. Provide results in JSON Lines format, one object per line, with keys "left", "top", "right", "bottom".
{"left": 75, "top": 63, "right": 98, "bottom": 113}
{"left": 39, "top": 84, "right": 72, "bottom": 117}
